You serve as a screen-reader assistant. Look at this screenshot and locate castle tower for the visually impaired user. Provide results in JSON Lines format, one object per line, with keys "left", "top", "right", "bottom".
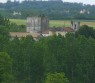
{"left": 71, "top": 21, "right": 80, "bottom": 31}
{"left": 27, "top": 16, "right": 49, "bottom": 33}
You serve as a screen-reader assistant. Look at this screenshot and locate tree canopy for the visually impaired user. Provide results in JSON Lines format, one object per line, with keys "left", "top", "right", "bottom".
{"left": 0, "top": 1, "right": 95, "bottom": 19}
{"left": 45, "top": 72, "right": 69, "bottom": 83}
{"left": 0, "top": 15, "right": 95, "bottom": 83}
{"left": 0, "top": 52, "right": 13, "bottom": 83}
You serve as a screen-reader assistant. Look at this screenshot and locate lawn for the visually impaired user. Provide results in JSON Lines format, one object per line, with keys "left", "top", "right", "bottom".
{"left": 10, "top": 19, "right": 26, "bottom": 25}
{"left": 10, "top": 19, "right": 95, "bottom": 28}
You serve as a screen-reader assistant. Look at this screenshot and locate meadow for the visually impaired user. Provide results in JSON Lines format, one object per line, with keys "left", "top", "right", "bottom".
{"left": 10, "top": 19, "right": 95, "bottom": 28}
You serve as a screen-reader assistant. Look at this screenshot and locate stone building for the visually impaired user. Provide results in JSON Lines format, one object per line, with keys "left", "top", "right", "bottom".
{"left": 10, "top": 19, "right": 80, "bottom": 40}
{"left": 27, "top": 16, "right": 49, "bottom": 33}
{"left": 71, "top": 21, "right": 80, "bottom": 31}
{"left": 9, "top": 32, "right": 41, "bottom": 40}
{"left": 49, "top": 27, "right": 74, "bottom": 36}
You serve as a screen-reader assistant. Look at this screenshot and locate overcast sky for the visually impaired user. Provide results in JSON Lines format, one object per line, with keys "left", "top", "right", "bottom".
{"left": 0, "top": 0, "right": 95, "bottom": 5}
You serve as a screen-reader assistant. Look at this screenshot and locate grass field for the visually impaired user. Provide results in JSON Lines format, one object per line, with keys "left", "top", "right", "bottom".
{"left": 10, "top": 19, "right": 95, "bottom": 28}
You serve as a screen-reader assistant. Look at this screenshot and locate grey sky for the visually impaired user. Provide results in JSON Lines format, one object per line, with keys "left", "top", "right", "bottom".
{"left": 0, "top": 0, "right": 95, "bottom": 5}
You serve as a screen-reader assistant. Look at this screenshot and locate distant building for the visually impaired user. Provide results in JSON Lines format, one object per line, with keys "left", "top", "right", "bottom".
{"left": 49, "top": 27, "right": 74, "bottom": 36}
{"left": 49, "top": 20, "right": 80, "bottom": 36}
{"left": 13, "top": 11, "right": 21, "bottom": 16}
{"left": 49, "top": 27, "right": 65, "bottom": 36}
{"left": 80, "top": 9, "right": 86, "bottom": 14}
{"left": 27, "top": 16, "right": 49, "bottom": 33}
{"left": 80, "top": 9, "right": 90, "bottom": 15}
{"left": 71, "top": 21, "right": 80, "bottom": 31}
{"left": 10, "top": 32, "right": 41, "bottom": 40}
{"left": 10, "top": 17, "right": 80, "bottom": 40}
{"left": 87, "top": 11, "right": 90, "bottom": 14}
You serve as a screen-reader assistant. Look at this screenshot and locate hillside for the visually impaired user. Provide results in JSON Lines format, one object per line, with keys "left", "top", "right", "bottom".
{"left": 0, "top": 1, "right": 95, "bottom": 19}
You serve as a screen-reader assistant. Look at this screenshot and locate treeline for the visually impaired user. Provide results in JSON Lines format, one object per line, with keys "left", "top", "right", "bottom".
{"left": 0, "top": 15, "right": 95, "bottom": 83}
{"left": 0, "top": 14, "right": 26, "bottom": 32}
{"left": 0, "top": 0, "right": 95, "bottom": 19}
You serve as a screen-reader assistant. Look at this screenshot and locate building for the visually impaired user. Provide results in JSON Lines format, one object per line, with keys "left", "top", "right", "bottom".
{"left": 13, "top": 11, "right": 21, "bottom": 16}
{"left": 49, "top": 20, "right": 80, "bottom": 36}
{"left": 10, "top": 16, "right": 49, "bottom": 40}
{"left": 49, "top": 27, "right": 74, "bottom": 36}
{"left": 71, "top": 21, "right": 80, "bottom": 31}
{"left": 27, "top": 16, "right": 49, "bottom": 33}
{"left": 10, "top": 32, "right": 41, "bottom": 40}
{"left": 10, "top": 18, "right": 80, "bottom": 39}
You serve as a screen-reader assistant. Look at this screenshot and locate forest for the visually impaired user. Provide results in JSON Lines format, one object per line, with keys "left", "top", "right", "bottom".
{"left": 0, "top": 14, "right": 95, "bottom": 83}
{"left": 0, "top": 0, "right": 95, "bottom": 19}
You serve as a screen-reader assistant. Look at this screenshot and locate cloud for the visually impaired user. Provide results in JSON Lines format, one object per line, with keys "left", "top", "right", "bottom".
{"left": 63, "top": 0, "right": 95, "bottom": 5}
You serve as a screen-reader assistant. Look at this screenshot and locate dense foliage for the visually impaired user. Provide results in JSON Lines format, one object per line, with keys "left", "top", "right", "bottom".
{"left": 76, "top": 25, "right": 95, "bottom": 38}
{"left": 0, "top": 52, "right": 13, "bottom": 83}
{"left": 0, "top": 0, "right": 95, "bottom": 19}
{"left": 0, "top": 29, "right": 95, "bottom": 83}
{"left": 0, "top": 14, "right": 26, "bottom": 32}
{"left": 45, "top": 73, "right": 69, "bottom": 83}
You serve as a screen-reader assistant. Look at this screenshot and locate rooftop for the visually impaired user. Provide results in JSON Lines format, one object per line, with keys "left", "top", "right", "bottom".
{"left": 49, "top": 27, "right": 74, "bottom": 32}
{"left": 63, "top": 27, "right": 74, "bottom": 32}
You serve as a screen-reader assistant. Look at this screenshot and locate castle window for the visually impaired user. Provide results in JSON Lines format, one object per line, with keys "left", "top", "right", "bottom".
{"left": 74, "top": 24, "right": 76, "bottom": 29}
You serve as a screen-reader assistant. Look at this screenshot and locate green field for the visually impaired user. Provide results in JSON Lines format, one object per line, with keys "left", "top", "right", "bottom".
{"left": 10, "top": 19, "right": 95, "bottom": 28}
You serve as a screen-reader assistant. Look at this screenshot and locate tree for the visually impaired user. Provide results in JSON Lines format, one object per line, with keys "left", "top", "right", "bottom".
{"left": 75, "top": 25, "right": 95, "bottom": 39}
{"left": 0, "top": 26, "right": 9, "bottom": 51}
{"left": 0, "top": 14, "right": 10, "bottom": 26}
{"left": 0, "top": 52, "right": 13, "bottom": 83}
{"left": 45, "top": 72, "right": 69, "bottom": 83}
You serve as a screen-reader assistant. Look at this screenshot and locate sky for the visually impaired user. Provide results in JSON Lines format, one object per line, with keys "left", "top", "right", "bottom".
{"left": 0, "top": 0, "right": 95, "bottom": 5}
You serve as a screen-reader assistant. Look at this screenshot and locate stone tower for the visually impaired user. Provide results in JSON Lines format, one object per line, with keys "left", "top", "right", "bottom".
{"left": 27, "top": 16, "right": 49, "bottom": 33}
{"left": 71, "top": 21, "right": 80, "bottom": 31}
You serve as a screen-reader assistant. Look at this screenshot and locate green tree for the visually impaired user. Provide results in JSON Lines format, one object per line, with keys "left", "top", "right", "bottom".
{"left": 0, "top": 26, "right": 9, "bottom": 51}
{"left": 75, "top": 25, "right": 95, "bottom": 39}
{"left": 0, "top": 52, "right": 13, "bottom": 83}
{"left": 0, "top": 14, "right": 10, "bottom": 26}
{"left": 45, "top": 72, "right": 69, "bottom": 83}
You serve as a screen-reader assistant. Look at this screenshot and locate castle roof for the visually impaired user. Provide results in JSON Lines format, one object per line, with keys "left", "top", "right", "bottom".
{"left": 63, "top": 27, "right": 74, "bottom": 32}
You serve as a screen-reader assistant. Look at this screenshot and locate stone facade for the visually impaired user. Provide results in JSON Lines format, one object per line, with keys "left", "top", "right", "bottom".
{"left": 27, "top": 16, "right": 49, "bottom": 33}
{"left": 71, "top": 21, "right": 80, "bottom": 31}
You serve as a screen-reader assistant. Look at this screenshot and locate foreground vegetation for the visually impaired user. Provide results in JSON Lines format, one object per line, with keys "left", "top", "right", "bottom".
{"left": 0, "top": 14, "right": 95, "bottom": 83}
{"left": 10, "top": 19, "right": 95, "bottom": 28}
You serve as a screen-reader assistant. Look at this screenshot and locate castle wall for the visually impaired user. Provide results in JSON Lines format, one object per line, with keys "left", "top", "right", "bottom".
{"left": 71, "top": 21, "right": 80, "bottom": 31}
{"left": 27, "top": 17, "right": 41, "bottom": 32}
{"left": 27, "top": 16, "right": 49, "bottom": 33}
